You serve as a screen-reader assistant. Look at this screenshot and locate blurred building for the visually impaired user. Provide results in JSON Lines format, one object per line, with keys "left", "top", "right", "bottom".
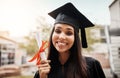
{"left": 90, "top": 25, "right": 108, "bottom": 53}
{"left": 84, "top": 25, "right": 110, "bottom": 69}
{"left": 0, "top": 32, "right": 27, "bottom": 66}
{"left": 108, "top": 0, "right": 120, "bottom": 77}
{"left": 0, "top": 36, "right": 17, "bottom": 66}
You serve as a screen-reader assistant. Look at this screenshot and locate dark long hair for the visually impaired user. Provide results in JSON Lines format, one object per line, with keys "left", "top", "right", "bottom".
{"left": 48, "top": 25, "right": 88, "bottom": 78}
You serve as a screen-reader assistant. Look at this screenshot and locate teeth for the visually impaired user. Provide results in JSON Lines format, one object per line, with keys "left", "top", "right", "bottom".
{"left": 57, "top": 42, "right": 66, "bottom": 46}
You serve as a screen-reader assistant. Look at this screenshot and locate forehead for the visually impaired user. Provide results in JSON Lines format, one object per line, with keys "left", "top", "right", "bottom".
{"left": 54, "top": 23, "right": 74, "bottom": 30}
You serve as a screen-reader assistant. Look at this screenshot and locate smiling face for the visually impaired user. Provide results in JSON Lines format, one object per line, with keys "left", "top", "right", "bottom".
{"left": 52, "top": 23, "right": 75, "bottom": 53}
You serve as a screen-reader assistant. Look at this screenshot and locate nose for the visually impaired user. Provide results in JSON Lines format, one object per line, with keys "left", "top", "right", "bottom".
{"left": 59, "top": 32, "right": 66, "bottom": 40}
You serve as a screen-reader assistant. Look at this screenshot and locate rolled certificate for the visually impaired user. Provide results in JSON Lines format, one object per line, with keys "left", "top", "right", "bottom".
{"left": 40, "top": 52, "right": 47, "bottom": 60}
{"left": 36, "top": 32, "right": 47, "bottom": 60}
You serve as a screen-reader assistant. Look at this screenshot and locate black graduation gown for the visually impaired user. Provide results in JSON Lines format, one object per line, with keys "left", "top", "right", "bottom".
{"left": 34, "top": 57, "right": 106, "bottom": 78}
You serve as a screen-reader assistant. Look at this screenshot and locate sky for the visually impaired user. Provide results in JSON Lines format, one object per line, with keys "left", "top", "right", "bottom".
{"left": 0, "top": 0, "right": 113, "bottom": 37}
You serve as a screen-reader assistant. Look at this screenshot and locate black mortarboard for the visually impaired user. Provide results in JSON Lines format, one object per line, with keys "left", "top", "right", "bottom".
{"left": 48, "top": 2, "right": 94, "bottom": 48}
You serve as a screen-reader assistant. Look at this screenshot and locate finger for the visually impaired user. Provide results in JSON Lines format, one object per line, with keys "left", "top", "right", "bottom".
{"left": 39, "top": 63, "right": 50, "bottom": 68}
{"left": 39, "top": 66, "right": 51, "bottom": 70}
{"left": 38, "top": 64, "right": 51, "bottom": 70}
{"left": 47, "top": 60, "right": 51, "bottom": 63}
{"left": 39, "top": 66, "right": 51, "bottom": 73}
{"left": 37, "top": 60, "right": 51, "bottom": 69}
{"left": 40, "top": 60, "right": 51, "bottom": 64}
{"left": 42, "top": 69, "right": 51, "bottom": 74}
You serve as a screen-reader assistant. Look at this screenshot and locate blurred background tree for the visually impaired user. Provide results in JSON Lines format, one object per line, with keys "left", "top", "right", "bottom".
{"left": 18, "top": 36, "right": 38, "bottom": 56}
{"left": 84, "top": 24, "right": 103, "bottom": 52}
{"left": 18, "top": 16, "right": 52, "bottom": 56}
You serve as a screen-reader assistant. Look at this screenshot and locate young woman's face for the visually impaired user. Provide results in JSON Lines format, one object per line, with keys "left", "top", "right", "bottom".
{"left": 52, "top": 23, "right": 75, "bottom": 53}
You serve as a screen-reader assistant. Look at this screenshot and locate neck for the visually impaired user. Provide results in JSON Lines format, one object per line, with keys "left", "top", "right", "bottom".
{"left": 59, "top": 51, "right": 70, "bottom": 65}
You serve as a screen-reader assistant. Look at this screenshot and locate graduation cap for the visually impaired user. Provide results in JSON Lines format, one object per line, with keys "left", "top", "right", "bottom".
{"left": 48, "top": 2, "right": 94, "bottom": 48}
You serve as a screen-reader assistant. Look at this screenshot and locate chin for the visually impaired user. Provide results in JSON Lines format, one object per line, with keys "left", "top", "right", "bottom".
{"left": 57, "top": 49, "right": 69, "bottom": 53}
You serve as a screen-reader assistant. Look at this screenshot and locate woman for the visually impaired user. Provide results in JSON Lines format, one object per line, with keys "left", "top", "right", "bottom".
{"left": 34, "top": 2, "right": 106, "bottom": 78}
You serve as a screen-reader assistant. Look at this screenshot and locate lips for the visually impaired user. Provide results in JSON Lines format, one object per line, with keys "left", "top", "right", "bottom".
{"left": 56, "top": 41, "right": 67, "bottom": 47}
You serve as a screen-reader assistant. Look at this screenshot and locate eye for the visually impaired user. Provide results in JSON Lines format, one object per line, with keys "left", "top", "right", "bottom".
{"left": 65, "top": 31, "right": 74, "bottom": 36}
{"left": 54, "top": 29, "right": 61, "bottom": 34}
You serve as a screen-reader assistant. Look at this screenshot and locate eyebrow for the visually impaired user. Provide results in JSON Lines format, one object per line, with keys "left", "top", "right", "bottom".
{"left": 55, "top": 26, "right": 62, "bottom": 29}
{"left": 66, "top": 27, "right": 74, "bottom": 31}
{"left": 55, "top": 26, "right": 74, "bottom": 31}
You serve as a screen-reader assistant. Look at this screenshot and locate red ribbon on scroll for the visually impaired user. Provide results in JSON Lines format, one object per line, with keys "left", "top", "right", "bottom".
{"left": 28, "top": 41, "right": 49, "bottom": 65}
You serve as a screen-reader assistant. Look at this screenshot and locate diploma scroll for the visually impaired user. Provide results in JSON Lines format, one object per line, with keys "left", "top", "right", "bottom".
{"left": 35, "top": 32, "right": 47, "bottom": 60}
{"left": 28, "top": 32, "right": 48, "bottom": 65}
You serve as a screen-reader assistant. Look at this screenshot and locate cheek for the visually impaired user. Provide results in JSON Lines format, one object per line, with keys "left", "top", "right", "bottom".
{"left": 52, "top": 33, "right": 57, "bottom": 43}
